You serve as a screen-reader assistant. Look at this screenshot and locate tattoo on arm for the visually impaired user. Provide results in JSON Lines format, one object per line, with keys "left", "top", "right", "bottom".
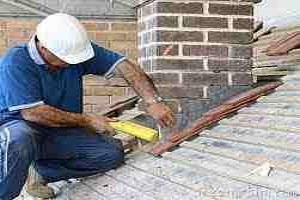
{"left": 116, "top": 59, "right": 159, "bottom": 105}
{"left": 21, "top": 104, "right": 90, "bottom": 127}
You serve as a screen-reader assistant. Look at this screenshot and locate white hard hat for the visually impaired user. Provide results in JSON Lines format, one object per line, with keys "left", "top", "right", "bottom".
{"left": 36, "top": 13, "right": 94, "bottom": 64}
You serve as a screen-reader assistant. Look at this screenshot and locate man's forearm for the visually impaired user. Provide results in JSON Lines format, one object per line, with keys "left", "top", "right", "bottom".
{"left": 21, "top": 104, "right": 90, "bottom": 127}
{"left": 117, "top": 59, "right": 159, "bottom": 105}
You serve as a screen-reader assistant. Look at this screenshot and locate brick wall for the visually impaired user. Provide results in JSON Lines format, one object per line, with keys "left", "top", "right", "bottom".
{"left": 137, "top": 0, "right": 254, "bottom": 126}
{"left": 0, "top": 18, "right": 137, "bottom": 113}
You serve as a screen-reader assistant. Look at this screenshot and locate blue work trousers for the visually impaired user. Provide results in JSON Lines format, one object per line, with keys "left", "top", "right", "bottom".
{"left": 0, "top": 120, "right": 125, "bottom": 200}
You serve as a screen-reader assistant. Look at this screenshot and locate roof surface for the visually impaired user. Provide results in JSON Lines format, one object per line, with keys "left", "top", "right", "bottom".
{"left": 253, "top": 25, "right": 300, "bottom": 80}
{"left": 18, "top": 72, "right": 300, "bottom": 199}
{"left": 0, "top": 0, "right": 136, "bottom": 18}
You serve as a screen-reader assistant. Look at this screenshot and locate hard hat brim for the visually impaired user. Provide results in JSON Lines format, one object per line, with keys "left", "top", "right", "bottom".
{"left": 59, "top": 42, "right": 95, "bottom": 64}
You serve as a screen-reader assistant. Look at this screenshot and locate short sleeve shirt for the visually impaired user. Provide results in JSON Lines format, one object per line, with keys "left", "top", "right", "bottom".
{"left": 0, "top": 38, "right": 125, "bottom": 124}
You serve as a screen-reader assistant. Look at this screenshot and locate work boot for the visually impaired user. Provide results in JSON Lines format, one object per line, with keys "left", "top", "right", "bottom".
{"left": 25, "top": 165, "right": 56, "bottom": 199}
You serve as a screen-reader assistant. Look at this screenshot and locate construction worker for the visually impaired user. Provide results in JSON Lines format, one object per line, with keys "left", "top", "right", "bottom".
{"left": 0, "top": 13, "right": 175, "bottom": 199}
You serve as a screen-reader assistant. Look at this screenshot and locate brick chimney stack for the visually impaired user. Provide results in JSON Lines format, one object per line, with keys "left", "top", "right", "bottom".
{"left": 137, "top": 0, "right": 254, "bottom": 126}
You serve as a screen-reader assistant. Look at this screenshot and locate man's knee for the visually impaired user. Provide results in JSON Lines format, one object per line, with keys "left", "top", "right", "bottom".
{"left": 93, "top": 143, "right": 125, "bottom": 171}
{"left": 1, "top": 120, "right": 36, "bottom": 159}
{"left": 0, "top": 121, "right": 37, "bottom": 199}
{"left": 110, "top": 146, "right": 125, "bottom": 167}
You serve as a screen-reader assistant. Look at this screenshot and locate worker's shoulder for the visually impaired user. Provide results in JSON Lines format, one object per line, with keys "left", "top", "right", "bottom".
{"left": 1, "top": 44, "right": 32, "bottom": 68}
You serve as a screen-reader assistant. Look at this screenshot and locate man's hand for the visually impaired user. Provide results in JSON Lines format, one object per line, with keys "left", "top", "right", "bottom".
{"left": 146, "top": 102, "right": 175, "bottom": 128}
{"left": 87, "top": 114, "right": 117, "bottom": 135}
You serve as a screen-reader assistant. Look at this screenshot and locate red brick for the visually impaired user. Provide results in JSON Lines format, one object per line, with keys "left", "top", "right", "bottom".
{"left": 148, "top": 16, "right": 178, "bottom": 28}
{"left": 110, "top": 95, "right": 133, "bottom": 105}
{"left": 156, "top": 2, "right": 203, "bottom": 14}
{"left": 110, "top": 41, "right": 136, "bottom": 50}
{"left": 155, "top": 44, "right": 179, "bottom": 56}
{"left": 0, "top": 36, "right": 7, "bottom": 47}
{"left": 230, "top": 46, "right": 253, "bottom": 58}
{"left": 8, "top": 29, "right": 33, "bottom": 41}
{"left": 111, "top": 23, "right": 136, "bottom": 31}
{"left": 96, "top": 32, "right": 127, "bottom": 41}
{"left": 208, "top": 31, "right": 252, "bottom": 44}
{"left": 183, "top": 17, "right": 228, "bottom": 28}
{"left": 7, "top": 20, "right": 39, "bottom": 29}
{"left": 232, "top": 72, "right": 253, "bottom": 85}
{"left": 157, "top": 86, "right": 204, "bottom": 98}
{"left": 183, "top": 45, "right": 228, "bottom": 57}
{"left": 233, "top": 18, "right": 254, "bottom": 30}
{"left": 209, "top": 3, "right": 253, "bottom": 16}
{"left": 208, "top": 59, "right": 252, "bottom": 72}
{"left": 92, "top": 103, "right": 110, "bottom": 113}
{"left": 153, "top": 59, "right": 204, "bottom": 70}
{"left": 156, "top": 31, "right": 203, "bottom": 42}
{"left": 148, "top": 72, "right": 180, "bottom": 85}
{"left": 0, "top": 21, "right": 7, "bottom": 30}
{"left": 83, "top": 87, "right": 93, "bottom": 96}
{"left": 142, "top": 3, "right": 155, "bottom": 17}
{"left": 182, "top": 72, "right": 228, "bottom": 86}
{"left": 83, "top": 96, "right": 110, "bottom": 105}
{"left": 84, "top": 76, "right": 128, "bottom": 87}
{"left": 87, "top": 31, "right": 97, "bottom": 41}
{"left": 84, "top": 86, "right": 126, "bottom": 96}
{"left": 82, "top": 22, "right": 109, "bottom": 31}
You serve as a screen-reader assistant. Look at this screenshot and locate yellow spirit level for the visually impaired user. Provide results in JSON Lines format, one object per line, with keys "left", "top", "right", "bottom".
{"left": 110, "top": 121, "right": 158, "bottom": 142}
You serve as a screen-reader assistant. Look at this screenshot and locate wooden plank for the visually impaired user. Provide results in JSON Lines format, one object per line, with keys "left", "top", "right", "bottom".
{"left": 106, "top": 165, "right": 208, "bottom": 200}
{"left": 126, "top": 152, "right": 295, "bottom": 200}
{"left": 205, "top": 124, "right": 300, "bottom": 153}
{"left": 254, "top": 56, "right": 300, "bottom": 68}
{"left": 253, "top": 70, "right": 290, "bottom": 77}
{"left": 100, "top": 96, "right": 139, "bottom": 117}
{"left": 84, "top": 174, "right": 157, "bottom": 200}
{"left": 163, "top": 148, "right": 300, "bottom": 195}
{"left": 181, "top": 137, "right": 300, "bottom": 174}
{"left": 255, "top": 53, "right": 300, "bottom": 63}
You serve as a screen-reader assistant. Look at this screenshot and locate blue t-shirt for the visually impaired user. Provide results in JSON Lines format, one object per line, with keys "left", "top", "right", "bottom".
{"left": 0, "top": 41, "right": 125, "bottom": 124}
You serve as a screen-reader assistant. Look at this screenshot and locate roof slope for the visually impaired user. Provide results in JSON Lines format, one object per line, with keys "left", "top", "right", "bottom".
{"left": 0, "top": 0, "right": 136, "bottom": 18}
{"left": 19, "top": 73, "right": 300, "bottom": 199}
